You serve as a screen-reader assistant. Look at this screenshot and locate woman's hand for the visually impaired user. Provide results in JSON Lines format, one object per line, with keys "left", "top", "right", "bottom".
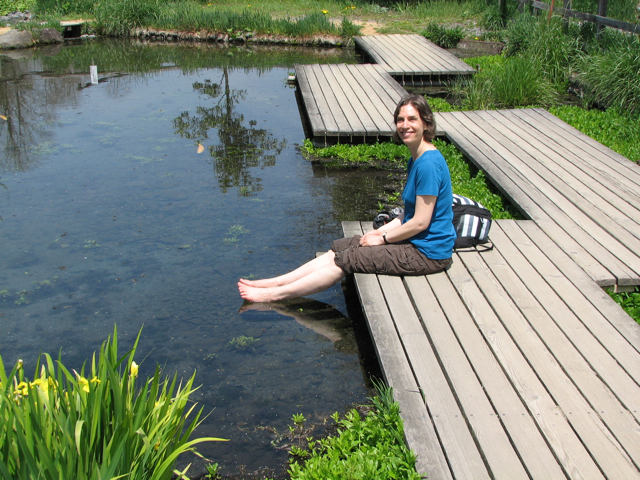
{"left": 360, "top": 229, "right": 385, "bottom": 247}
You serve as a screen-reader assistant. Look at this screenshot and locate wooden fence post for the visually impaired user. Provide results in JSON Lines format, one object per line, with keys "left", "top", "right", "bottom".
{"left": 597, "top": 0, "right": 608, "bottom": 36}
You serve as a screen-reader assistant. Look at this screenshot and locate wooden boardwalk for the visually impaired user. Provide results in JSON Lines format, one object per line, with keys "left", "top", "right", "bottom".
{"left": 437, "top": 108, "right": 640, "bottom": 287}
{"left": 295, "top": 63, "right": 409, "bottom": 145}
{"left": 355, "top": 34, "right": 476, "bottom": 86}
{"left": 344, "top": 219, "right": 640, "bottom": 480}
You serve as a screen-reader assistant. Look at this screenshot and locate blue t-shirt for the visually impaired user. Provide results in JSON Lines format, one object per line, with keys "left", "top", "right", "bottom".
{"left": 401, "top": 149, "right": 456, "bottom": 260}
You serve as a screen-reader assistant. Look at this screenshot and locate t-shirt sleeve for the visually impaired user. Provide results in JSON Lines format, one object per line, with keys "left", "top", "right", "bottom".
{"left": 414, "top": 159, "right": 442, "bottom": 197}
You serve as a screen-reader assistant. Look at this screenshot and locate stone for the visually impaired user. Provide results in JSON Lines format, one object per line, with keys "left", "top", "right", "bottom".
{"left": 0, "top": 29, "right": 33, "bottom": 49}
{"left": 38, "top": 28, "right": 63, "bottom": 45}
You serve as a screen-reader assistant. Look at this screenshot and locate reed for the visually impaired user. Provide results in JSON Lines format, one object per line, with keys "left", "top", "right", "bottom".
{"left": 575, "top": 35, "right": 640, "bottom": 115}
{"left": 0, "top": 326, "right": 225, "bottom": 479}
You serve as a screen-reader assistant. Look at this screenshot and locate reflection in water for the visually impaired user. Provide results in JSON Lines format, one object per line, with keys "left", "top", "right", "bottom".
{"left": 173, "top": 69, "right": 286, "bottom": 196}
{"left": 240, "top": 298, "right": 358, "bottom": 352}
{"left": 0, "top": 38, "right": 387, "bottom": 476}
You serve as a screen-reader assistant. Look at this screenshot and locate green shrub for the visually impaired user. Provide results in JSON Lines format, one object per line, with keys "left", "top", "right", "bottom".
{"left": 0, "top": 326, "right": 225, "bottom": 479}
{"left": 288, "top": 384, "right": 421, "bottom": 480}
{"left": 426, "top": 96, "right": 459, "bottom": 112}
{"left": 421, "top": 22, "right": 465, "bottom": 48}
{"left": 1, "top": 0, "right": 36, "bottom": 16}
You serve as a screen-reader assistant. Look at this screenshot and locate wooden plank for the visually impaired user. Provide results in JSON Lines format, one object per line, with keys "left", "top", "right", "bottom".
{"left": 516, "top": 220, "right": 640, "bottom": 355}
{"left": 409, "top": 36, "right": 475, "bottom": 74}
{"left": 490, "top": 221, "right": 640, "bottom": 423}
{"left": 527, "top": 108, "right": 640, "bottom": 181}
{"left": 363, "top": 36, "right": 418, "bottom": 75}
{"left": 458, "top": 250, "right": 640, "bottom": 479}
{"left": 407, "top": 274, "right": 564, "bottom": 480}
{"left": 477, "top": 109, "right": 640, "bottom": 247}
{"left": 363, "top": 64, "right": 408, "bottom": 101}
{"left": 298, "top": 65, "right": 340, "bottom": 136}
{"left": 380, "top": 275, "right": 492, "bottom": 480}
{"left": 393, "top": 35, "right": 461, "bottom": 74}
{"left": 294, "top": 65, "right": 325, "bottom": 135}
{"left": 436, "top": 111, "right": 619, "bottom": 286}
{"left": 309, "top": 64, "right": 352, "bottom": 136}
{"left": 401, "top": 35, "right": 466, "bottom": 73}
{"left": 349, "top": 64, "right": 401, "bottom": 116}
{"left": 383, "top": 35, "right": 447, "bottom": 74}
{"left": 514, "top": 108, "right": 640, "bottom": 202}
{"left": 446, "top": 255, "right": 605, "bottom": 480}
{"left": 318, "top": 65, "right": 366, "bottom": 135}
{"left": 498, "top": 219, "right": 640, "bottom": 379}
{"left": 490, "top": 109, "right": 640, "bottom": 217}
{"left": 354, "top": 36, "right": 390, "bottom": 68}
{"left": 341, "top": 223, "right": 453, "bottom": 480}
{"left": 461, "top": 109, "right": 640, "bottom": 279}
{"left": 475, "top": 240, "right": 640, "bottom": 470}
{"left": 331, "top": 65, "right": 388, "bottom": 134}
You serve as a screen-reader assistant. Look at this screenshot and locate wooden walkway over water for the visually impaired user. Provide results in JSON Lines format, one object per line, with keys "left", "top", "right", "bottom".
{"left": 344, "top": 219, "right": 640, "bottom": 480}
{"left": 355, "top": 34, "right": 476, "bottom": 86}
{"left": 295, "top": 34, "right": 473, "bottom": 145}
{"left": 437, "top": 108, "right": 640, "bottom": 288}
{"left": 338, "top": 108, "right": 640, "bottom": 478}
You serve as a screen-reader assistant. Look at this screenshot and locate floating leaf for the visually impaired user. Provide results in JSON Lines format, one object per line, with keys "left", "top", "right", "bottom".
{"left": 197, "top": 143, "right": 205, "bottom": 154}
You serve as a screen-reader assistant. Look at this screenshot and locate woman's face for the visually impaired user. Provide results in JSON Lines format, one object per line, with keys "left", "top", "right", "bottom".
{"left": 396, "top": 104, "right": 427, "bottom": 145}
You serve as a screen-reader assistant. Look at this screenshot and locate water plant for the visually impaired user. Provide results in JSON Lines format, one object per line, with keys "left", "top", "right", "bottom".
{"left": 228, "top": 335, "right": 258, "bottom": 350}
{"left": 549, "top": 105, "right": 640, "bottom": 163}
{"left": 287, "top": 383, "right": 421, "bottom": 480}
{"left": 0, "top": 326, "right": 226, "bottom": 479}
{"left": 421, "top": 22, "right": 465, "bottom": 48}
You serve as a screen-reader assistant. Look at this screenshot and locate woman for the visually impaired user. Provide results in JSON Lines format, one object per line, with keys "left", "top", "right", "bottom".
{"left": 238, "top": 94, "right": 456, "bottom": 303}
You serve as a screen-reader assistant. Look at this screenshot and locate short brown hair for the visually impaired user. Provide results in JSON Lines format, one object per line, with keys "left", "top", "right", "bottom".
{"left": 392, "top": 94, "right": 437, "bottom": 143}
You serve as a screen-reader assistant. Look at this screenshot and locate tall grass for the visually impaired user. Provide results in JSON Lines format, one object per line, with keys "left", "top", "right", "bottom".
{"left": 392, "top": 0, "right": 488, "bottom": 23}
{"left": 504, "top": 14, "right": 579, "bottom": 86}
{"left": 572, "top": 0, "right": 640, "bottom": 23}
{"left": 0, "top": 327, "right": 225, "bottom": 479}
{"left": 454, "top": 54, "right": 558, "bottom": 109}
{"left": 575, "top": 35, "right": 640, "bottom": 115}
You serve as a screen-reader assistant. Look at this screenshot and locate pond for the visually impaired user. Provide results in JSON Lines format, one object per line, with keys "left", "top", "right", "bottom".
{"left": 0, "top": 38, "right": 388, "bottom": 476}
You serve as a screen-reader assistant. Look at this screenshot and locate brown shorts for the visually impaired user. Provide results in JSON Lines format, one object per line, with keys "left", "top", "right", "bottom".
{"left": 331, "top": 236, "right": 452, "bottom": 276}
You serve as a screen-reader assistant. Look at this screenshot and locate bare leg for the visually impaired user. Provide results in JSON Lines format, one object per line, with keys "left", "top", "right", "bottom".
{"left": 239, "top": 251, "right": 336, "bottom": 288}
{"left": 238, "top": 262, "right": 345, "bottom": 302}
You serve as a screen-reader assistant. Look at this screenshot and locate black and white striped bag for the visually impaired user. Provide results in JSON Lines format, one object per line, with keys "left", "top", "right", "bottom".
{"left": 452, "top": 194, "right": 493, "bottom": 250}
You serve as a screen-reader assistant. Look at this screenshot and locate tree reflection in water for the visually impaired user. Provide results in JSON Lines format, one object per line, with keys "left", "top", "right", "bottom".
{"left": 173, "top": 67, "right": 286, "bottom": 197}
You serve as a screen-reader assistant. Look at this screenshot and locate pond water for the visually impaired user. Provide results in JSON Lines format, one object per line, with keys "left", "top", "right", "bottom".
{"left": 0, "top": 39, "right": 388, "bottom": 476}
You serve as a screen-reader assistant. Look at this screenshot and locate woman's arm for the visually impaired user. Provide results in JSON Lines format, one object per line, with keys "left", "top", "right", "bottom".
{"left": 360, "top": 195, "right": 436, "bottom": 246}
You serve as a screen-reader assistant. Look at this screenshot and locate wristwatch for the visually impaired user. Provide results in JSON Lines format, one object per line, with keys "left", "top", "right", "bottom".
{"left": 383, "top": 232, "right": 389, "bottom": 244}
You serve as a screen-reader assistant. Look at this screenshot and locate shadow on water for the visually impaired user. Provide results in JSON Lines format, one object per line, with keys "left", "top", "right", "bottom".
{"left": 0, "top": 38, "right": 389, "bottom": 477}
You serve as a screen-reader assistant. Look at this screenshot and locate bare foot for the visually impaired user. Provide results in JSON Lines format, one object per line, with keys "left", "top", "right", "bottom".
{"left": 238, "top": 282, "right": 283, "bottom": 302}
{"left": 238, "top": 277, "right": 280, "bottom": 288}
